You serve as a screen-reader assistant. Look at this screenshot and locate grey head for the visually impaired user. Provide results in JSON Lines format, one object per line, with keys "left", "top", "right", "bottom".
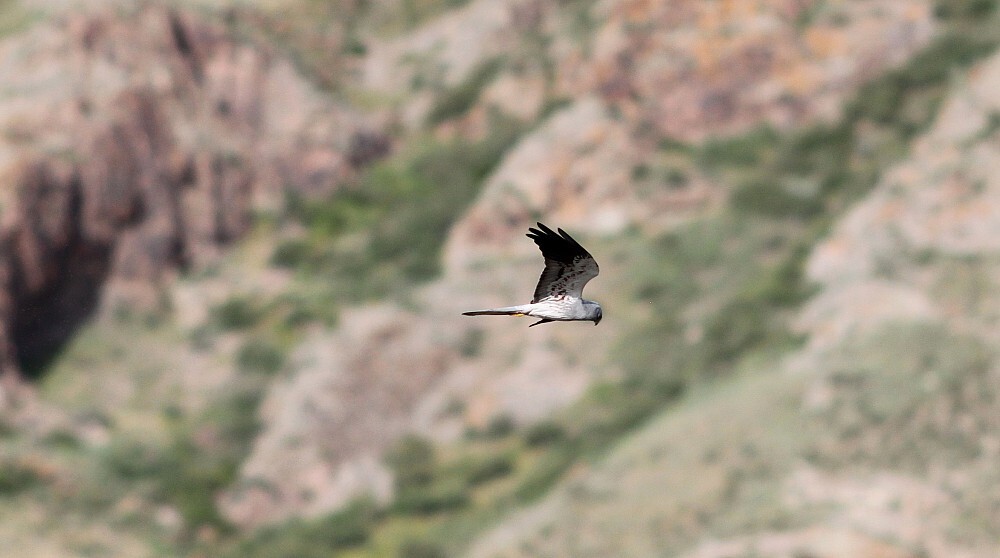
{"left": 585, "top": 301, "right": 602, "bottom": 325}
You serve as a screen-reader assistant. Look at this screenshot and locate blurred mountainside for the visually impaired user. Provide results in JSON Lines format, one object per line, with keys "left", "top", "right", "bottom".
{"left": 0, "top": 4, "right": 370, "bottom": 381}
{"left": 1, "top": 0, "right": 999, "bottom": 557}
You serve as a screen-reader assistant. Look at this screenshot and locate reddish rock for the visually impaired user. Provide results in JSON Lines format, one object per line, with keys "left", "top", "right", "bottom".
{"left": 0, "top": 5, "right": 372, "bottom": 380}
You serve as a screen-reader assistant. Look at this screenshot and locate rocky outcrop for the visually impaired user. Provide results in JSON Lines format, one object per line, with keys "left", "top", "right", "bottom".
{"left": 0, "top": 90, "right": 190, "bottom": 376}
{"left": 364, "top": 0, "right": 933, "bottom": 138}
{"left": 800, "top": 42, "right": 1000, "bottom": 347}
{"left": 0, "top": 5, "right": 370, "bottom": 381}
{"left": 558, "top": 0, "right": 934, "bottom": 141}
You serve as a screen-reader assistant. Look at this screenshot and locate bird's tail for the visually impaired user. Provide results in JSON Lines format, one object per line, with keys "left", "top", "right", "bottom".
{"left": 462, "top": 305, "right": 530, "bottom": 317}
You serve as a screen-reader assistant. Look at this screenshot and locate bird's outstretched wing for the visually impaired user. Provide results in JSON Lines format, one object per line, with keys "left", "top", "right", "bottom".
{"left": 526, "top": 222, "right": 599, "bottom": 303}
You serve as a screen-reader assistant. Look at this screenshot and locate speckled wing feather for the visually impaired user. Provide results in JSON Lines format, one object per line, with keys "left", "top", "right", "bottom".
{"left": 526, "top": 223, "right": 600, "bottom": 303}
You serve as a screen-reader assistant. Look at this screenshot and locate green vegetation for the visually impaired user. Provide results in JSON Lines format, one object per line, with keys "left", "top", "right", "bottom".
{"left": 808, "top": 323, "right": 994, "bottom": 471}
{"left": 426, "top": 57, "right": 505, "bottom": 125}
{"left": 523, "top": 420, "right": 566, "bottom": 447}
{"left": 610, "top": 217, "right": 805, "bottom": 393}
{"left": 380, "top": 435, "right": 518, "bottom": 516}
{"left": 236, "top": 339, "right": 286, "bottom": 376}
{"left": 513, "top": 443, "right": 578, "bottom": 503}
{"left": 457, "top": 327, "right": 485, "bottom": 358}
{"left": 212, "top": 296, "right": 265, "bottom": 331}
{"left": 385, "top": 435, "right": 437, "bottom": 493}
{"left": 847, "top": 35, "right": 997, "bottom": 136}
{"left": 276, "top": 113, "right": 525, "bottom": 300}
{"left": 460, "top": 453, "right": 515, "bottom": 486}
{"left": 160, "top": 390, "right": 263, "bottom": 538}
{"left": 697, "top": 125, "right": 780, "bottom": 168}
{"left": 392, "top": 479, "right": 470, "bottom": 516}
{"left": 92, "top": 385, "right": 266, "bottom": 545}
{"left": 367, "top": 0, "right": 474, "bottom": 35}
{"left": 398, "top": 539, "right": 449, "bottom": 558}
{"left": 0, "top": 0, "right": 39, "bottom": 39}
{"left": 0, "top": 458, "right": 44, "bottom": 495}
{"left": 222, "top": 499, "right": 379, "bottom": 558}
{"left": 466, "top": 414, "right": 516, "bottom": 440}
{"left": 731, "top": 177, "right": 823, "bottom": 218}
{"left": 934, "top": 0, "right": 996, "bottom": 19}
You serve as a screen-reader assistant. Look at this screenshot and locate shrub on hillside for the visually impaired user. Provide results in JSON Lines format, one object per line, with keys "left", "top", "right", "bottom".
{"left": 212, "top": 296, "right": 264, "bottom": 330}
{"left": 399, "top": 539, "right": 448, "bottom": 558}
{"left": 222, "top": 499, "right": 377, "bottom": 557}
{"left": 385, "top": 434, "right": 436, "bottom": 491}
{"left": 236, "top": 339, "right": 286, "bottom": 376}
{"left": 523, "top": 420, "right": 567, "bottom": 447}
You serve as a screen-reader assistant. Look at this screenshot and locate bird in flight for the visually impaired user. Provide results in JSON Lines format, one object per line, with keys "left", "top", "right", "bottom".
{"left": 462, "top": 223, "right": 602, "bottom": 327}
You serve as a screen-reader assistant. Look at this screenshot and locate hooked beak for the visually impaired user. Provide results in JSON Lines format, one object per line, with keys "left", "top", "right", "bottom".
{"left": 594, "top": 317, "right": 601, "bottom": 326}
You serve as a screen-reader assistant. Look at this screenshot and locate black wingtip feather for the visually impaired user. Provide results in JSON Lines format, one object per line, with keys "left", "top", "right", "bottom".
{"left": 526, "top": 222, "right": 555, "bottom": 239}
{"left": 525, "top": 222, "right": 592, "bottom": 263}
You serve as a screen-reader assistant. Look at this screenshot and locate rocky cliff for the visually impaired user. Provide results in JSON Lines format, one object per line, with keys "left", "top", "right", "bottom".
{"left": 0, "top": 4, "right": 367, "bottom": 385}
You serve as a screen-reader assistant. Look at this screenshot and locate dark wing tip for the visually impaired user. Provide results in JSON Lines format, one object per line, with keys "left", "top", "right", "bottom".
{"left": 526, "top": 222, "right": 594, "bottom": 264}
{"left": 526, "top": 222, "right": 556, "bottom": 242}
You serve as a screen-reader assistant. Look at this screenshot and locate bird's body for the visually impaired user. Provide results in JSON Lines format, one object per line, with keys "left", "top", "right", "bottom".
{"left": 462, "top": 223, "right": 603, "bottom": 326}
{"left": 462, "top": 297, "right": 601, "bottom": 325}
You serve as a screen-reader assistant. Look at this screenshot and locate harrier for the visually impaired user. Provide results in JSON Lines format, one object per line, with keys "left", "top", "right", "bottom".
{"left": 462, "top": 223, "right": 602, "bottom": 326}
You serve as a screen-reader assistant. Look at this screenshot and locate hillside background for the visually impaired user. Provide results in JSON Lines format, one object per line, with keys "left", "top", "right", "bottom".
{"left": 1, "top": 0, "right": 999, "bottom": 557}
